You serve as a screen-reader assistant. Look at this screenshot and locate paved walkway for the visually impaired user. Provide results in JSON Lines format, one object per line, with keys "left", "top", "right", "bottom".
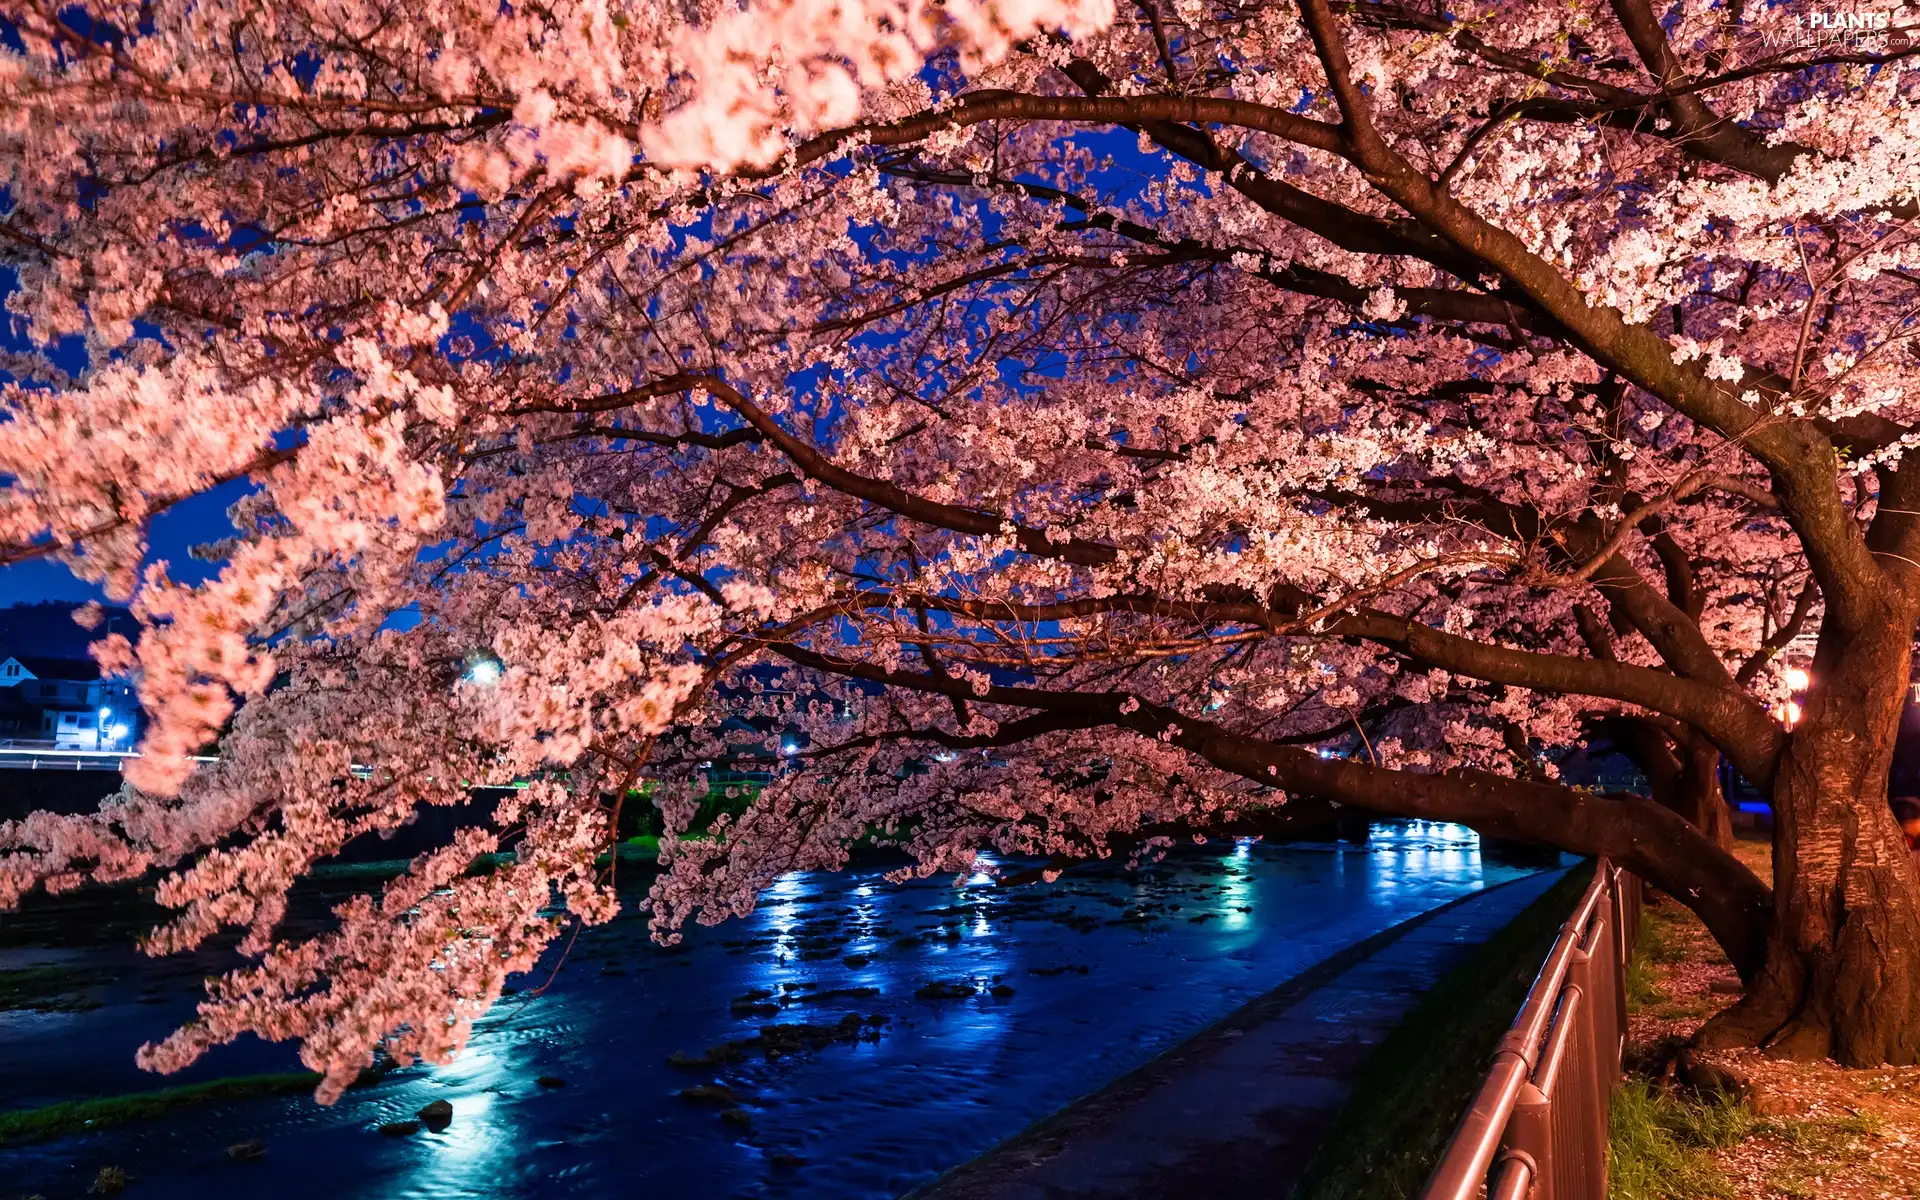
{"left": 906, "top": 867, "right": 1569, "bottom": 1200}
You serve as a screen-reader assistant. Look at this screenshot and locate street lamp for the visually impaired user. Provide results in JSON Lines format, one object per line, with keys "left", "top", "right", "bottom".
{"left": 1777, "top": 667, "right": 1810, "bottom": 730}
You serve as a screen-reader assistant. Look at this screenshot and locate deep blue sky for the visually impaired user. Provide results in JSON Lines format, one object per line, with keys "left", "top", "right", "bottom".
{"left": 0, "top": 481, "right": 242, "bottom": 607}
{"left": 0, "top": 263, "right": 244, "bottom": 608}
{"left": 0, "top": 123, "right": 1183, "bottom": 613}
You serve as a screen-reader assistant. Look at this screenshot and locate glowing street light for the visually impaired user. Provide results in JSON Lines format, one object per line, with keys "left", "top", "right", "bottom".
{"left": 1785, "top": 667, "right": 1810, "bottom": 692}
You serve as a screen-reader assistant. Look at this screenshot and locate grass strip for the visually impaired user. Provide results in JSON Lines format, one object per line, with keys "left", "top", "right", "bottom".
{"left": 1606, "top": 899, "right": 1752, "bottom": 1200}
{"left": 1289, "top": 861, "right": 1596, "bottom": 1200}
{"left": 0, "top": 963, "right": 119, "bottom": 1012}
{"left": 1607, "top": 1075, "right": 1752, "bottom": 1200}
{"left": 0, "top": 1072, "right": 322, "bottom": 1146}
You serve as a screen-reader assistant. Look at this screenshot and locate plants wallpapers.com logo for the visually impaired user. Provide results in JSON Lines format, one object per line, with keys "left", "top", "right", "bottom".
{"left": 1756, "top": 5, "right": 1918, "bottom": 49}
{"left": 1797, "top": 9, "right": 1893, "bottom": 28}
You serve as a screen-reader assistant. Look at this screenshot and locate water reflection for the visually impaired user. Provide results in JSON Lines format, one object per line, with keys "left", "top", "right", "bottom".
{"left": 1, "top": 821, "right": 1539, "bottom": 1200}
{"left": 762, "top": 872, "right": 806, "bottom": 962}
{"left": 1220, "top": 843, "right": 1255, "bottom": 931}
{"left": 964, "top": 852, "right": 998, "bottom": 888}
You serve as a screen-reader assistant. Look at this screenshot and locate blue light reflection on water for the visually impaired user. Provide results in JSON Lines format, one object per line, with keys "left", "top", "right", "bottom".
{"left": 1, "top": 822, "right": 1531, "bottom": 1199}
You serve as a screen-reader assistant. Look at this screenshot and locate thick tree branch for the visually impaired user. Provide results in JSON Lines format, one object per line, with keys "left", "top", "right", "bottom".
{"left": 1293, "top": 0, "right": 1887, "bottom": 633}
{"left": 765, "top": 640, "right": 1773, "bottom": 978}
{"left": 803, "top": 585, "right": 1784, "bottom": 791}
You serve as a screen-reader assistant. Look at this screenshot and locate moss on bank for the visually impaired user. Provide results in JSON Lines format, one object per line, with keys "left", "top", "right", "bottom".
{"left": 0, "top": 963, "right": 121, "bottom": 1012}
{"left": 1288, "top": 862, "right": 1595, "bottom": 1200}
{"left": 0, "top": 1073, "right": 323, "bottom": 1146}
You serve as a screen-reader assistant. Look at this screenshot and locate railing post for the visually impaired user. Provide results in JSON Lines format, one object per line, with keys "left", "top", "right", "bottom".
{"left": 1563, "top": 951, "right": 1610, "bottom": 1200}
{"left": 1587, "top": 908, "right": 1622, "bottom": 1083}
{"left": 1608, "top": 871, "right": 1629, "bottom": 1055}
{"left": 1499, "top": 1081, "right": 1554, "bottom": 1200}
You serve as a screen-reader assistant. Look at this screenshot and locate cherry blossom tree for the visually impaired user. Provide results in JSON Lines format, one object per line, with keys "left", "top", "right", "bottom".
{"left": 1, "top": 0, "right": 1918, "bottom": 1093}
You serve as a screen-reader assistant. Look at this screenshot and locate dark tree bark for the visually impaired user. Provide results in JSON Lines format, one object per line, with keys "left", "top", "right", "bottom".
{"left": 1127, "top": 700, "right": 1777, "bottom": 984}
{"left": 1610, "top": 717, "right": 1736, "bottom": 853}
{"left": 1698, "top": 608, "right": 1920, "bottom": 1065}
{"left": 1677, "top": 735, "right": 1736, "bottom": 855}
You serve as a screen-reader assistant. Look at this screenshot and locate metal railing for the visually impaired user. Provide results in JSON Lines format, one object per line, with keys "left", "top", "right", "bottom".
{"left": 0, "top": 745, "right": 133, "bottom": 770}
{"left": 1421, "top": 859, "right": 1643, "bottom": 1200}
{"left": 0, "top": 745, "right": 216, "bottom": 771}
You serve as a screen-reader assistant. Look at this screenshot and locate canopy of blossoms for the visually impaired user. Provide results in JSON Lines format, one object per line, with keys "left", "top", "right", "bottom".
{"left": 2, "top": 0, "right": 1917, "bottom": 1088}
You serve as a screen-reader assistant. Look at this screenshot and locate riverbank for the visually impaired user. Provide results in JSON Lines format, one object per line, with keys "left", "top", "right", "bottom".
{"left": 1614, "top": 836, "right": 1920, "bottom": 1200}
{"left": 906, "top": 865, "right": 1573, "bottom": 1200}
{"left": 0, "top": 1073, "right": 324, "bottom": 1146}
{"left": 1290, "top": 861, "right": 1595, "bottom": 1199}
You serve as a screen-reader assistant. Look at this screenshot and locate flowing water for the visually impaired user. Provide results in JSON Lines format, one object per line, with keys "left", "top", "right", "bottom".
{"left": 0, "top": 823, "right": 1545, "bottom": 1199}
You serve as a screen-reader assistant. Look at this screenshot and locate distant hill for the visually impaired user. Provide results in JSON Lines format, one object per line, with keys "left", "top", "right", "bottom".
{"left": 0, "top": 601, "right": 136, "bottom": 662}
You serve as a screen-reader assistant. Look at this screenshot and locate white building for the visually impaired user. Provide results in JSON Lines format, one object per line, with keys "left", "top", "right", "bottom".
{"left": 0, "top": 656, "right": 137, "bottom": 750}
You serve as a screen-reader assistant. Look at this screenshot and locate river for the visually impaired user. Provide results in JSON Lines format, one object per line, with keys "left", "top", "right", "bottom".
{"left": 0, "top": 822, "right": 1549, "bottom": 1198}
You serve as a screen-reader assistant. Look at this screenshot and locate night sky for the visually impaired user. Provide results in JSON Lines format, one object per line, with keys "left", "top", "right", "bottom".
{"left": 0, "top": 124, "right": 1182, "bottom": 613}
{"left": 0, "top": 265, "right": 245, "bottom": 608}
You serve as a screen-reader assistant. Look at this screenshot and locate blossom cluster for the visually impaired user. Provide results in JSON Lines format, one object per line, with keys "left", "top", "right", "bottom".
{"left": 0, "top": 0, "right": 1909, "bottom": 1090}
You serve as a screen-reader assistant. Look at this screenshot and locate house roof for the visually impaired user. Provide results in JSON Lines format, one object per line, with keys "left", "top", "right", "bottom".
{"left": 7, "top": 656, "right": 101, "bottom": 682}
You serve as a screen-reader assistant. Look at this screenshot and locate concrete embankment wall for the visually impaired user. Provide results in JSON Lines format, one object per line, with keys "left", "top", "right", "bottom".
{"left": 0, "top": 768, "right": 123, "bottom": 821}
{"left": 0, "top": 771, "right": 508, "bottom": 864}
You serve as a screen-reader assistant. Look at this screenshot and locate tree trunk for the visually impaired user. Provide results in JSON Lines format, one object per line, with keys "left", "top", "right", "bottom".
{"left": 1698, "top": 610, "right": 1920, "bottom": 1065}
{"left": 1675, "top": 735, "right": 1735, "bottom": 854}
{"left": 1616, "top": 717, "right": 1736, "bottom": 852}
